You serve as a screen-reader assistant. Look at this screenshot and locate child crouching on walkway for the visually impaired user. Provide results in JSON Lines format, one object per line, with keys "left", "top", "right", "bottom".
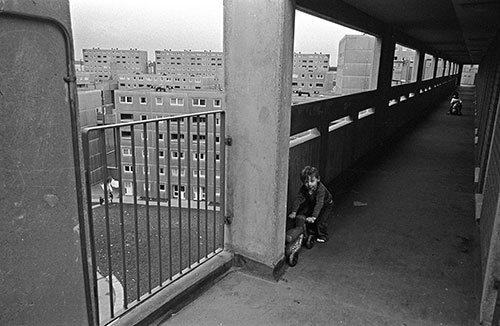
{"left": 288, "top": 166, "right": 334, "bottom": 243}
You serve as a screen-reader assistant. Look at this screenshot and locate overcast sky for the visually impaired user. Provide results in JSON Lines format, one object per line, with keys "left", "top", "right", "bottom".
{"left": 69, "top": 0, "right": 361, "bottom": 66}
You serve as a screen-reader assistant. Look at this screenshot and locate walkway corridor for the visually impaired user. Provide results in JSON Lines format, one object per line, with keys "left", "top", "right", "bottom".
{"left": 159, "top": 87, "right": 480, "bottom": 326}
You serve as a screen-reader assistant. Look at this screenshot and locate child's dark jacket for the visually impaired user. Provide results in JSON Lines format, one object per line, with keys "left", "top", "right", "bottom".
{"left": 291, "top": 182, "right": 333, "bottom": 218}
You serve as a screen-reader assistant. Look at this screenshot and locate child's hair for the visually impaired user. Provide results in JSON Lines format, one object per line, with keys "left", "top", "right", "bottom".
{"left": 452, "top": 91, "right": 459, "bottom": 98}
{"left": 300, "top": 166, "right": 320, "bottom": 183}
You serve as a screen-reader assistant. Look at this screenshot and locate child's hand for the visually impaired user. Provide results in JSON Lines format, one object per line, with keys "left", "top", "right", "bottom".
{"left": 306, "top": 216, "right": 316, "bottom": 223}
{"left": 288, "top": 212, "right": 296, "bottom": 219}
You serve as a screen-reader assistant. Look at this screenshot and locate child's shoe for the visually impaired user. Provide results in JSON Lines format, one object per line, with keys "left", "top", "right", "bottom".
{"left": 316, "top": 236, "right": 327, "bottom": 243}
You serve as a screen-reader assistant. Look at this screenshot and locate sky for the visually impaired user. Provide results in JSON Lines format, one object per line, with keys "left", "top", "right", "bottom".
{"left": 69, "top": 0, "right": 362, "bottom": 66}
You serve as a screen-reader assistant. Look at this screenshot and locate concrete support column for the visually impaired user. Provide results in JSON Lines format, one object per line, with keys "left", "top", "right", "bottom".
{"left": 374, "top": 27, "right": 395, "bottom": 143}
{"left": 415, "top": 50, "right": 425, "bottom": 82}
{"left": 223, "top": 0, "right": 295, "bottom": 279}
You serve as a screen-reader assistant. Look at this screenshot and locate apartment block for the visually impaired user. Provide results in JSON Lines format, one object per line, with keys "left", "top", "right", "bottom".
{"left": 83, "top": 48, "right": 148, "bottom": 82}
{"left": 155, "top": 49, "right": 223, "bottom": 76}
{"left": 335, "top": 35, "right": 378, "bottom": 95}
{"left": 114, "top": 89, "right": 223, "bottom": 203}
{"left": 291, "top": 52, "right": 335, "bottom": 95}
{"left": 117, "top": 72, "right": 222, "bottom": 91}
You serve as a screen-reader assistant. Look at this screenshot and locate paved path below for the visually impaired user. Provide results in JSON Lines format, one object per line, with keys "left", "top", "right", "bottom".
{"left": 159, "top": 86, "right": 480, "bottom": 326}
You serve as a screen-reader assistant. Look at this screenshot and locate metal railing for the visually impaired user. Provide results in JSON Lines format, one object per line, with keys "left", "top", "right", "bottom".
{"left": 81, "top": 110, "right": 225, "bottom": 325}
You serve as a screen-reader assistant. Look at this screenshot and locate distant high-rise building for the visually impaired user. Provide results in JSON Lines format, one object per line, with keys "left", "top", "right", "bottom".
{"left": 291, "top": 52, "right": 335, "bottom": 96}
{"left": 392, "top": 45, "right": 417, "bottom": 85}
{"left": 155, "top": 49, "right": 223, "bottom": 76}
{"left": 116, "top": 73, "right": 222, "bottom": 91}
{"left": 335, "top": 35, "right": 378, "bottom": 95}
{"left": 83, "top": 48, "right": 148, "bottom": 82}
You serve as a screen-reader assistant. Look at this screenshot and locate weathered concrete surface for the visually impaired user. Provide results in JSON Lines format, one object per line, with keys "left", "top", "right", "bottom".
{"left": 159, "top": 87, "right": 479, "bottom": 326}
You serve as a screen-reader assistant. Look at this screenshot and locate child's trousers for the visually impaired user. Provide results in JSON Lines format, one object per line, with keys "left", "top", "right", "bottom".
{"left": 296, "top": 202, "right": 334, "bottom": 240}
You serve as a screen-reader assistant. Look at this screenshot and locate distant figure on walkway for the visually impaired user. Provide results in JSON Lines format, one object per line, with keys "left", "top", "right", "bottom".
{"left": 288, "top": 166, "right": 334, "bottom": 243}
{"left": 106, "top": 176, "right": 114, "bottom": 203}
{"left": 448, "top": 91, "right": 463, "bottom": 115}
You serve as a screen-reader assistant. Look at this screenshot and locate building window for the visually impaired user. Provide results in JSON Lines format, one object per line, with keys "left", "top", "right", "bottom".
{"left": 192, "top": 116, "right": 206, "bottom": 124}
{"left": 119, "top": 96, "right": 133, "bottom": 103}
{"left": 140, "top": 97, "right": 147, "bottom": 104}
{"left": 215, "top": 153, "right": 220, "bottom": 161}
{"left": 171, "top": 151, "right": 185, "bottom": 159}
{"left": 159, "top": 184, "right": 166, "bottom": 191}
{"left": 159, "top": 167, "right": 165, "bottom": 175}
{"left": 121, "top": 130, "right": 132, "bottom": 138}
{"left": 123, "top": 148, "right": 131, "bottom": 156}
{"left": 172, "top": 168, "right": 186, "bottom": 177}
{"left": 120, "top": 113, "right": 134, "bottom": 121}
{"left": 171, "top": 133, "right": 185, "bottom": 142}
{"left": 172, "top": 185, "right": 186, "bottom": 199}
{"left": 156, "top": 97, "right": 163, "bottom": 105}
{"left": 193, "top": 152, "right": 205, "bottom": 160}
{"left": 170, "top": 97, "right": 184, "bottom": 106}
{"left": 192, "top": 134, "right": 206, "bottom": 143}
{"left": 159, "top": 133, "right": 164, "bottom": 141}
{"left": 124, "top": 165, "right": 134, "bottom": 173}
{"left": 316, "top": 83, "right": 324, "bottom": 88}
{"left": 193, "top": 169, "right": 205, "bottom": 178}
{"left": 192, "top": 98, "right": 206, "bottom": 107}
{"left": 141, "top": 115, "right": 148, "bottom": 120}
{"left": 159, "top": 150, "right": 165, "bottom": 158}
{"left": 213, "top": 99, "right": 221, "bottom": 107}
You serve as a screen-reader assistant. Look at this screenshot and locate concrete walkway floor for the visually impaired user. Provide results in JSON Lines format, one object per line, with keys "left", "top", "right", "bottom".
{"left": 158, "top": 86, "right": 480, "bottom": 326}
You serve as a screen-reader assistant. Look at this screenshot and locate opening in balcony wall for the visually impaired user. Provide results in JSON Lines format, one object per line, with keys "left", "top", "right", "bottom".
{"left": 423, "top": 54, "right": 435, "bottom": 80}
{"left": 358, "top": 107, "right": 375, "bottom": 119}
{"left": 436, "top": 58, "right": 445, "bottom": 77}
{"left": 293, "top": 10, "right": 378, "bottom": 101}
{"left": 328, "top": 116, "right": 353, "bottom": 131}
{"left": 392, "top": 43, "right": 417, "bottom": 86}
{"left": 289, "top": 128, "right": 321, "bottom": 148}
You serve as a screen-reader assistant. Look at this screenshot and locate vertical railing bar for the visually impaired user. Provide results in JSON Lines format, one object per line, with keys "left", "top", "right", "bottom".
{"left": 212, "top": 114, "right": 217, "bottom": 253}
{"left": 115, "top": 127, "right": 128, "bottom": 309}
{"left": 196, "top": 118, "right": 201, "bottom": 263}
{"left": 167, "top": 122, "right": 173, "bottom": 280}
{"left": 155, "top": 121, "right": 162, "bottom": 286}
{"left": 219, "top": 112, "right": 226, "bottom": 247}
{"left": 177, "top": 118, "right": 183, "bottom": 274}
{"left": 187, "top": 117, "right": 192, "bottom": 267}
{"left": 100, "top": 128, "right": 114, "bottom": 319}
{"left": 81, "top": 130, "right": 100, "bottom": 325}
{"left": 143, "top": 123, "right": 152, "bottom": 294}
{"left": 131, "top": 126, "right": 141, "bottom": 301}
{"left": 204, "top": 113, "right": 209, "bottom": 258}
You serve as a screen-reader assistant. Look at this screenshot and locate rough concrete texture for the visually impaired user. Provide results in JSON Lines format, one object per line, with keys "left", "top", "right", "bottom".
{"left": 159, "top": 86, "right": 480, "bottom": 326}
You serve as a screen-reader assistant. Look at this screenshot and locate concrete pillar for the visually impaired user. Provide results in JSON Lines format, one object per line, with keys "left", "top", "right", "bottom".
{"left": 0, "top": 1, "right": 89, "bottom": 325}
{"left": 374, "top": 27, "right": 395, "bottom": 143}
{"left": 223, "top": 0, "right": 295, "bottom": 279}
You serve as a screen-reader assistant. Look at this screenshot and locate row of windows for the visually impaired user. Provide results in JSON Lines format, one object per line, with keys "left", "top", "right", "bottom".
{"left": 119, "top": 96, "right": 221, "bottom": 107}
{"left": 119, "top": 115, "right": 219, "bottom": 125}
{"left": 157, "top": 62, "right": 222, "bottom": 66}
{"left": 155, "top": 52, "right": 222, "bottom": 57}
{"left": 120, "top": 132, "right": 220, "bottom": 145}
{"left": 122, "top": 166, "right": 219, "bottom": 178}
{"left": 157, "top": 57, "right": 222, "bottom": 61}
{"left": 292, "top": 73, "right": 325, "bottom": 79}
{"left": 292, "top": 82, "right": 324, "bottom": 88}
{"left": 123, "top": 183, "right": 216, "bottom": 201}
{"left": 122, "top": 150, "right": 220, "bottom": 161}
{"left": 121, "top": 76, "right": 206, "bottom": 82}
